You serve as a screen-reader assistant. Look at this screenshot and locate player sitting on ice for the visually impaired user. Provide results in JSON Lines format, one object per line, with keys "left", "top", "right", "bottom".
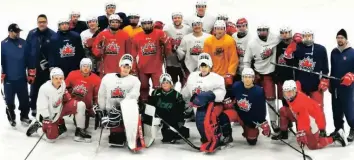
{"left": 181, "top": 53, "right": 232, "bottom": 153}
{"left": 95, "top": 54, "right": 143, "bottom": 151}
{"left": 147, "top": 73, "right": 189, "bottom": 144}
{"left": 26, "top": 68, "right": 91, "bottom": 143}
{"left": 274, "top": 80, "right": 347, "bottom": 149}
{"left": 225, "top": 68, "right": 271, "bottom": 145}
{"left": 65, "top": 58, "right": 101, "bottom": 129}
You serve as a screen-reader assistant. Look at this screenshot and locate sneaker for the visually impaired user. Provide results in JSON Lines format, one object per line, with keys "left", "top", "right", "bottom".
{"left": 74, "top": 128, "right": 92, "bottom": 143}
{"left": 332, "top": 129, "right": 348, "bottom": 147}
{"left": 347, "top": 128, "right": 354, "bottom": 142}
{"left": 26, "top": 121, "right": 41, "bottom": 136}
{"left": 20, "top": 117, "right": 32, "bottom": 126}
{"left": 271, "top": 130, "right": 288, "bottom": 140}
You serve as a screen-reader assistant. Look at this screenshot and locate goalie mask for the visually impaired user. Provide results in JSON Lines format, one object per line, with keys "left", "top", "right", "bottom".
{"left": 159, "top": 73, "right": 173, "bottom": 85}
{"left": 119, "top": 54, "right": 133, "bottom": 68}
{"left": 198, "top": 53, "right": 213, "bottom": 68}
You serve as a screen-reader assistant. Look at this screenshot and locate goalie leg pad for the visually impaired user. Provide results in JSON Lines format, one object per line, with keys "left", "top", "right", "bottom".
{"left": 196, "top": 107, "right": 207, "bottom": 141}
{"left": 200, "top": 103, "right": 222, "bottom": 152}
{"left": 109, "top": 131, "right": 126, "bottom": 147}
{"left": 218, "top": 112, "right": 232, "bottom": 136}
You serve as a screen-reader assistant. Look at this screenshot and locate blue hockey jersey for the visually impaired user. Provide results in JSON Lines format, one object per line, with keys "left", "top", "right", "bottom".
{"left": 231, "top": 81, "right": 267, "bottom": 127}
{"left": 48, "top": 31, "right": 84, "bottom": 77}
{"left": 291, "top": 43, "right": 329, "bottom": 93}
{"left": 330, "top": 46, "right": 354, "bottom": 91}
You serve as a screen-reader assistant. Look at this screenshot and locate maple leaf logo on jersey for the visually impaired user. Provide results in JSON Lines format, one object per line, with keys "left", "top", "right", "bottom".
{"left": 72, "top": 84, "right": 88, "bottom": 98}
{"left": 237, "top": 45, "right": 245, "bottom": 57}
{"left": 141, "top": 42, "right": 157, "bottom": 55}
{"left": 172, "top": 37, "right": 182, "bottom": 46}
{"left": 190, "top": 44, "right": 203, "bottom": 56}
{"left": 261, "top": 47, "right": 273, "bottom": 60}
{"left": 105, "top": 42, "right": 120, "bottom": 55}
{"left": 299, "top": 56, "right": 316, "bottom": 71}
{"left": 60, "top": 43, "right": 76, "bottom": 58}
{"left": 214, "top": 47, "right": 224, "bottom": 56}
{"left": 237, "top": 98, "right": 252, "bottom": 112}
{"left": 53, "top": 98, "right": 63, "bottom": 108}
{"left": 278, "top": 54, "right": 286, "bottom": 65}
{"left": 192, "top": 86, "right": 203, "bottom": 95}
{"left": 111, "top": 87, "right": 125, "bottom": 98}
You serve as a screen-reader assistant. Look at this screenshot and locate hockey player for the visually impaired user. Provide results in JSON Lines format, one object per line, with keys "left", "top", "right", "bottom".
{"left": 177, "top": 18, "right": 211, "bottom": 74}
{"left": 48, "top": 19, "right": 85, "bottom": 77}
{"left": 154, "top": 21, "right": 165, "bottom": 30}
{"left": 27, "top": 67, "right": 91, "bottom": 142}
{"left": 131, "top": 17, "right": 172, "bottom": 102}
{"left": 2, "top": 23, "right": 34, "bottom": 126}
{"left": 164, "top": 12, "right": 192, "bottom": 86}
{"left": 231, "top": 18, "right": 251, "bottom": 81}
{"left": 147, "top": 73, "right": 189, "bottom": 143}
{"left": 184, "top": 0, "right": 216, "bottom": 33}
{"left": 283, "top": 29, "right": 329, "bottom": 108}
{"left": 26, "top": 14, "right": 56, "bottom": 117}
{"left": 69, "top": 11, "right": 88, "bottom": 34}
{"left": 65, "top": 58, "right": 101, "bottom": 128}
{"left": 203, "top": 20, "right": 238, "bottom": 95}
{"left": 98, "top": 2, "right": 129, "bottom": 31}
{"left": 276, "top": 80, "right": 347, "bottom": 149}
{"left": 96, "top": 54, "right": 142, "bottom": 150}
{"left": 329, "top": 29, "right": 354, "bottom": 142}
{"left": 80, "top": 16, "right": 101, "bottom": 74}
{"left": 243, "top": 24, "right": 281, "bottom": 132}
{"left": 92, "top": 14, "right": 131, "bottom": 77}
{"left": 211, "top": 13, "right": 237, "bottom": 36}
{"left": 123, "top": 13, "right": 143, "bottom": 38}
{"left": 181, "top": 53, "right": 232, "bottom": 152}
{"left": 227, "top": 68, "right": 271, "bottom": 145}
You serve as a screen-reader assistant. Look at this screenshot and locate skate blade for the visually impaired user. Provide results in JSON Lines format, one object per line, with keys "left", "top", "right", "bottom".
{"left": 109, "top": 143, "right": 125, "bottom": 147}
{"left": 21, "top": 122, "right": 31, "bottom": 127}
{"left": 337, "top": 129, "right": 348, "bottom": 146}
{"left": 74, "top": 136, "right": 92, "bottom": 143}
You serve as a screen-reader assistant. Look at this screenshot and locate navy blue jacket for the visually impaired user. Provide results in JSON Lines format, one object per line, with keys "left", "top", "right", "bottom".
{"left": 25, "top": 28, "right": 55, "bottom": 72}
{"left": 292, "top": 43, "right": 329, "bottom": 93}
{"left": 70, "top": 21, "right": 88, "bottom": 34}
{"left": 275, "top": 41, "right": 295, "bottom": 83}
{"left": 1, "top": 37, "right": 33, "bottom": 80}
{"left": 330, "top": 46, "right": 354, "bottom": 91}
{"left": 48, "top": 31, "right": 84, "bottom": 77}
{"left": 231, "top": 82, "right": 267, "bottom": 127}
{"left": 98, "top": 12, "right": 129, "bottom": 31}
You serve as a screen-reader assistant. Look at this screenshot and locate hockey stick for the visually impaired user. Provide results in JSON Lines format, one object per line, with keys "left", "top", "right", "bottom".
{"left": 271, "top": 62, "right": 340, "bottom": 80}
{"left": 96, "top": 127, "right": 104, "bottom": 153}
{"left": 1, "top": 84, "right": 15, "bottom": 126}
{"left": 158, "top": 116, "right": 200, "bottom": 150}
{"left": 266, "top": 102, "right": 296, "bottom": 135}
{"left": 301, "top": 144, "right": 306, "bottom": 160}
{"left": 24, "top": 132, "right": 45, "bottom": 160}
{"left": 271, "top": 133, "right": 312, "bottom": 160}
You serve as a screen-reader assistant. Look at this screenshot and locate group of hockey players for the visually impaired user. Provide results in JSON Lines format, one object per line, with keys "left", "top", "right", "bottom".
{"left": 2, "top": 0, "right": 354, "bottom": 155}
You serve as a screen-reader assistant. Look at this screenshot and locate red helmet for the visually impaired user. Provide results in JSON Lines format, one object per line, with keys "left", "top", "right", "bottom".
{"left": 236, "top": 18, "right": 248, "bottom": 25}
{"left": 154, "top": 21, "right": 164, "bottom": 30}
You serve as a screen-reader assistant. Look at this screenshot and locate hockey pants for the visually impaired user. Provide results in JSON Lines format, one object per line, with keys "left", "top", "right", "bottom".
{"left": 138, "top": 71, "right": 162, "bottom": 101}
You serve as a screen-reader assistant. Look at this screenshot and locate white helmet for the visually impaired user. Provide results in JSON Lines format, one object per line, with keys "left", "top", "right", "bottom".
{"left": 198, "top": 53, "right": 213, "bottom": 68}
{"left": 192, "top": 17, "right": 203, "bottom": 25}
{"left": 196, "top": 0, "right": 207, "bottom": 6}
{"left": 280, "top": 26, "right": 292, "bottom": 32}
{"left": 217, "top": 13, "right": 228, "bottom": 20}
{"left": 86, "top": 16, "right": 98, "bottom": 22}
{"left": 119, "top": 54, "right": 133, "bottom": 68}
{"left": 105, "top": 2, "right": 116, "bottom": 9}
{"left": 159, "top": 73, "right": 173, "bottom": 84}
{"left": 50, "top": 67, "right": 64, "bottom": 80}
{"left": 241, "top": 68, "right": 255, "bottom": 77}
{"left": 109, "top": 14, "right": 121, "bottom": 22}
{"left": 282, "top": 80, "right": 297, "bottom": 92}
{"left": 257, "top": 24, "right": 269, "bottom": 30}
{"left": 302, "top": 29, "right": 314, "bottom": 35}
{"left": 80, "top": 58, "right": 92, "bottom": 69}
{"left": 302, "top": 29, "right": 314, "bottom": 45}
{"left": 214, "top": 20, "right": 226, "bottom": 29}
{"left": 171, "top": 12, "right": 183, "bottom": 18}
{"left": 140, "top": 17, "right": 153, "bottom": 23}
{"left": 128, "top": 13, "right": 140, "bottom": 17}
{"left": 70, "top": 11, "right": 80, "bottom": 17}
{"left": 58, "top": 18, "right": 70, "bottom": 25}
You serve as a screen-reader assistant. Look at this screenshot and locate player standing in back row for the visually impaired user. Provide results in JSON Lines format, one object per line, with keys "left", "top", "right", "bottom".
{"left": 184, "top": 0, "right": 216, "bottom": 33}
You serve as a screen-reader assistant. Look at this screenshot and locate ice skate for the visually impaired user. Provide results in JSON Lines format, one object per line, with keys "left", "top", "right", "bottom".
{"left": 26, "top": 121, "right": 41, "bottom": 136}
{"left": 347, "top": 128, "right": 354, "bottom": 142}
{"left": 332, "top": 129, "right": 348, "bottom": 147}
{"left": 74, "top": 128, "right": 92, "bottom": 143}
{"left": 20, "top": 117, "right": 32, "bottom": 127}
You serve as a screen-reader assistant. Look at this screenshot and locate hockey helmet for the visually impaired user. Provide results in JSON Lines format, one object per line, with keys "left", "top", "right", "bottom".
{"left": 50, "top": 67, "right": 64, "bottom": 80}
{"left": 159, "top": 73, "right": 173, "bottom": 84}
{"left": 196, "top": 0, "right": 207, "bottom": 6}
{"left": 105, "top": 2, "right": 116, "bottom": 9}
{"left": 109, "top": 14, "right": 121, "bottom": 22}
{"left": 171, "top": 12, "right": 183, "bottom": 19}
{"left": 192, "top": 17, "right": 203, "bottom": 26}
{"left": 282, "top": 80, "right": 297, "bottom": 92}
{"left": 241, "top": 68, "right": 255, "bottom": 77}
{"left": 214, "top": 20, "right": 226, "bottom": 29}
{"left": 119, "top": 54, "right": 133, "bottom": 68}
{"left": 236, "top": 18, "right": 248, "bottom": 26}
{"left": 128, "top": 12, "right": 140, "bottom": 18}
{"left": 86, "top": 16, "right": 98, "bottom": 23}
{"left": 70, "top": 11, "right": 80, "bottom": 17}
{"left": 280, "top": 26, "right": 292, "bottom": 33}
{"left": 216, "top": 13, "right": 228, "bottom": 21}
{"left": 80, "top": 58, "right": 92, "bottom": 69}
{"left": 198, "top": 53, "right": 213, "bottom": 68}
{"left": 58, "top": 18, "right": 70, "bottom": 25}
{"left": 140, "top": 17, "right": 153, "bottom": 23}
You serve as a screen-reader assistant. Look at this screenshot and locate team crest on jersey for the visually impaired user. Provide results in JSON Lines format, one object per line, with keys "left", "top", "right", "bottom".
{"left": 237, "top": 45, "right": 245, "bottom": 57}
{"left": 172, "top": 37, "right": 182, "bottom": 47}
{"left": 105, "top": 42, "right": 120, "bottom": 55}
{"left": 214, "top": 47, "right": 224, "bottom": 56}
{"left": 299, "top": 57, "right": 316, "bottom": 71}
{"left": 192, "top": 86, "right": 203, "bottom": 94}
{"left": 237, "top": 98, "right": 252, "bottom": 112}
{"left": 72, "top": 84, "right": 88, "bottom": 98}
{"left": 111, "top": 87, "right": 125, "bottom": 98}
{"left": 278, "top": 54, "right": 286, "bottom": 65}
{"left": 190, "top": 44, "right": 203, "bottom": 56}
{"left": 261, "top": 47, "right": 273, "bottom": 60}
{"left": 141, "top": 42, "right": 157, "bottom": 55}
{"left": 53, "top": 98, "right": 62, "bottom": 108}
{"left": 60, "top": 43, "right": 76, "bottom": 58}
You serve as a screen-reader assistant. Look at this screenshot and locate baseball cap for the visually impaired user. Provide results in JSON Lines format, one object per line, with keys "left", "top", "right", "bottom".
{"left": 8, "top": 23, "right": 22, "bottom": 33}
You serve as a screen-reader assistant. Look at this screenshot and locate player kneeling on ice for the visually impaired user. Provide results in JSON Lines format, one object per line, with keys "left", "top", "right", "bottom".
{"left": 275, "top": 80, "right": 347, "bottom": 149}
{"left": 26, "top": 68, "right": 91, "bottom": 142}
{"left": 181, "top": 53, "right": 233, "bottom": 153}
{"left": 95, "top": 54, "right": 144, "bottom": 151}
{"left": 147, "top": 73, "right": 189, "bottom": 144}
{"left": 226, "top": 68, "right": 271, "bottom": 145}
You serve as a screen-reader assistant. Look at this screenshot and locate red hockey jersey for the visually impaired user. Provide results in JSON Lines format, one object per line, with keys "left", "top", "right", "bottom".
{"left": 92, "top": 29, "right": 132, "bottom": 76}
{"left": 65, "top": 70, "right": 101, "bottom": 110}
{"left": 131, "top": 29, "right": 172, "bottom": 73}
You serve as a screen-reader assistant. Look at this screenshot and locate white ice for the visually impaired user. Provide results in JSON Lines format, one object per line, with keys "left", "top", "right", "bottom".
{"left": 1, "top": 0, "right": 354, "bottom": 159}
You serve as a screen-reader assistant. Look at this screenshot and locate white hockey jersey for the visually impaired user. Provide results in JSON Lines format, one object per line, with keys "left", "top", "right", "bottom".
{"left": 80, "top": 29, "right": 95, "bottom": 46}
{"left": 232, "top": 33, "right": 251, "bottom": 75}
{"left": 176, "top": 32, "right": 211, "bottom": 72}
{"left": 181, "top": 71, "right": 226, "bottom": 103}
{"left": 243, "top": 33, "right": 280, "bottom": 74}
{"left": 36, "top": 80, "right": 66, "bottom": 122}
{"left": 98, "top": 73, "right": 141, "bottom": 110}
{"left": 184, "top": 13, "right": 216, "bottom": 33}
{"left": 163, "top": 24, "right": 192, "bottom": 67}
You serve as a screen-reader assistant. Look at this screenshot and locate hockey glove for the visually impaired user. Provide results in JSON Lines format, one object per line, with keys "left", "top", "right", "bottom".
{"left": 260, "top": 121, "right": 271, "bottom": 137}
{"left": 27, "top": 69, "right": 36, "bottom": 84}
{"left": 318, "top": 78, "right": 329, "bottom": 92}
{"left": 296, "top": 81, "right": 302, "bottom": 91}
{"left": 296, "top": 130, "right": 308, "bottom": 145}
{"left": 293, "top": 33, "right": 303, "bottom": 43}
{"left": 42, "top": 117, "right": 59, "bottom": 140}
{"left": 284, "top": 42, "right": 296, "bottom": 59}
{"left": 1, "top": 74, "right": 5, "bottom": 83}
{"left": 341, "top": 72, "right": 354, "bottom": 86}
{"left": 319, "top": 130, "right": 327, "bottom": 137}
{"left": 191, "top": 91, "right": 216, "bottom": 108}
{"left": 94, "top": 106, "right": 104, "bottom": 130}
{"left": 223, "top": 97, "right": 234, "bottom": 110}
{"left": 154, "top": 21, "right": 164, "bottom": 30}
{"left": 224, "top": 74, "right": 234, "bottom": 86}
{"left": 63, "top": 89, "right": 72, "bottom": 103}
{"left": 85, "top": 38, "right": 95, "bottom": 48}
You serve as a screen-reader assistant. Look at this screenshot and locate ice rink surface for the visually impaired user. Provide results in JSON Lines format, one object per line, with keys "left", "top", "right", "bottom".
{"left": 1, "top": 0, "right": 354, "bottom": 159}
